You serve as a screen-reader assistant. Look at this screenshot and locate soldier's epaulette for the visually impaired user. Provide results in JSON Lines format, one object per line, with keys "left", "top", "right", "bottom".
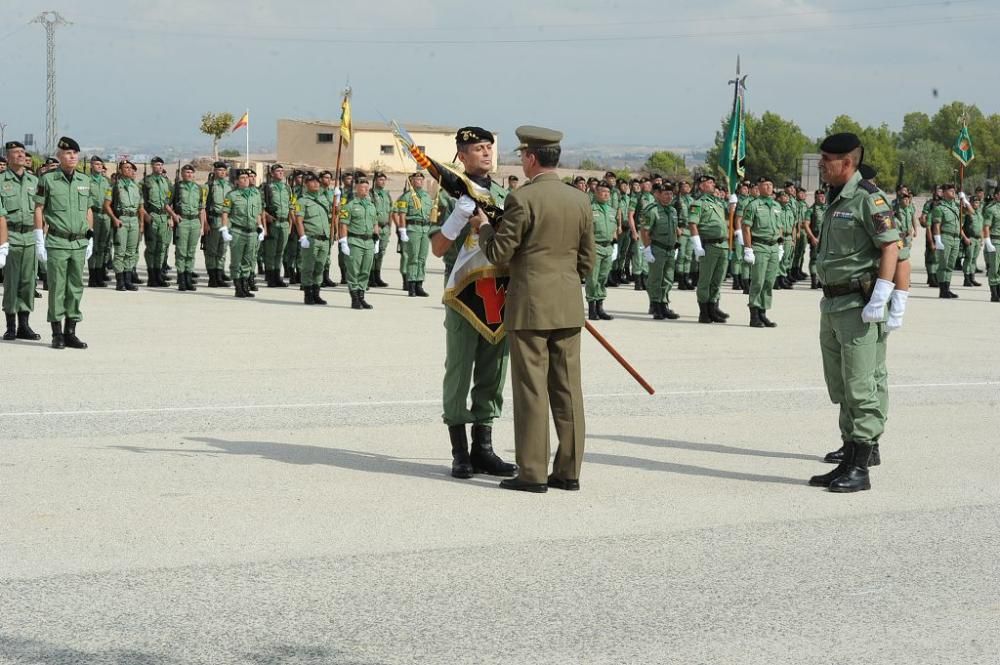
{"left": 858, "top": 180, "right": 879, "bottom": 194}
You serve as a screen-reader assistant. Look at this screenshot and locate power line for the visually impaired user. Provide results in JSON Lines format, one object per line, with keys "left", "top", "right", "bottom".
{"left": 31, "top": 11, "right": 70, "bottom": 155}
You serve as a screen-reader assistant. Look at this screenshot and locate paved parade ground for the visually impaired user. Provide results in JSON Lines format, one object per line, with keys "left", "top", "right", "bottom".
{"left": 2, "top": 249, "right": 999, "bottom": 665}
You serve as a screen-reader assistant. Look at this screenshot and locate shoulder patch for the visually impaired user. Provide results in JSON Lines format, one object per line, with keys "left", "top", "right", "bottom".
{"left": 339, "top": 209, "right": 349, "bottom": 219}
{"left": 872, "top": 212, "right": 894, "bottom": 234}
{"left": 858, "top": 180, "right": 879, "bottom": 194}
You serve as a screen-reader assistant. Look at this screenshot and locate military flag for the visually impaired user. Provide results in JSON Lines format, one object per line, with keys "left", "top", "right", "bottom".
{"left": 718, "top": 59, "right": 747, "bottom": 195}
{"left": 952, "top": 125, "right": 975, "bottom": 166}
{"left": 231, "top": 111, "right": 249, "bottom": 133}
{"left": 339, "top": 92, "right": 352, "bottom": 145}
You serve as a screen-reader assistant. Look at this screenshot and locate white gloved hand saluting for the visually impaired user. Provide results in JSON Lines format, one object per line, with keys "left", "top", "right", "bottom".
{"left": 643, "top": 245, "right": 654, "bottom": 264}
{"left": 299, "top": 235, "right": 310, "bottom": 249}
{"left": 886, "top": 289, "right": 909, "bottom": 332}
{"left": 34, "top": 229, "right": 47, "bottom": 262}
{"left": 440, "top": 195, "right": 477, "bottom": 240}
{"left": 221, "top": 226, "right": 233, "bottom": 243}
{"left": 862, "top": 278, "right": 895, "bottom": 323}
{"left": 0, "top": 242, "right": 8, "bottom": 269}
{"left": 728, "top": 194, "right": 739, "bottom": 205}
{"left": 339, "top": 237, "right": 350, "bottom": 256}
{"left": 934, "top": 234, "right": 944, "bottom": 251}
{"left": 692, "top": 235, "right": 706, "bottom": 258}
{"left": 743, "top": 247, "right": 755, "bottom": 265}
{"left": 85, "top": 237, "right": 94, "bottom": 260}
{"left": 398, "top": 228, "right": 410, "bottom": 243}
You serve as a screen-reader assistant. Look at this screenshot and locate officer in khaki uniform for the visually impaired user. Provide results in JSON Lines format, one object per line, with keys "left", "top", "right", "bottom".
{"left": 167, "top": 164, "right": 206, "bottom": 291}
{"left": 1, "top": 140, "right": 41, "bottom": 341}
{"left": 338, "top": 177, "right": 379, "bottom": 310}
{"left": 688, "top": 174, "right": 730, "bottom": 324}
{"left": 585, "top": 180, "right": 617, "bottom": 321}
{"left": 641, "top": 182, "right": 681, "bottom": 320}
{"left": 475, "top": 125, "right": 596, "bottom": 493}
{"left": 293, "top": 172, "right": 333, "bottom": 305}
{"left": 808, "top": 133, "right": 904, "bottom": 494}
{"left": 741, "top": 177, "right": 782, "bottom": 328}
{"left": 34, "top": 137, "right": 94, "bottom": 349}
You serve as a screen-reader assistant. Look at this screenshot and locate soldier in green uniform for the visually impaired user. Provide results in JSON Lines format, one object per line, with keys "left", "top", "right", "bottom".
{"left": 202, "top": 161, "right": 232, "bottom": 288}
{"left": 674, "top": 180, "right": 695, "bottom": 289}
{"left": 962, "top": 196, "right": 984, "bottom": 287}
{"left": 732, "top": 180, "right": 756, "bottom": 294}
{"left": 607, "top": 179, "right": 630, "bottom": 287}
{"left": 630, "top": 180, "right": 653, "bottom": 291}
{"left": 221, "top": 169, "right": 264, "bottom": 298}
{"left": 1, "top": 141, "right": 42, "bottom": 341}
{"left": 774, "top": 188, "right": 796, "bottom": 289}
{"left": 243, "top": 169, "right": 264, "bottom": 293}
{"left": 585, "top": 181, "right": 617, "bottom": 320}
{"left": 105, "top": 160, "right": 144, "bottom": 292}
{"left": 167, "top": 164, "right": 205, "bottom": 291}
{"left": 641, "top": 182, "right": 681, "bottom": 320}
{"left": 741, "top": 177, "right": 782, "bottom": 328}
{"left": 610, "top": 179, "right": 636, "bottom": 286}
{"left": 338, "top": 176, "right": 379, "bottom": 310}
{"left": 141, "top": 157, "right": 173, "bottom": 287}
{"left": 930, "top": 183, "right": 970, "bottom": 298}
{"left": 807, "top": 189, "right": 828, "bottom": 289}
{"left": 315, "top": 171, "right": 341, "bottom": 288}
{"left": 261, "top": 164, "right": 292, "bottom": 288}
{"left": 86, "top": 157, "right": 112, "bottom": 288}
{"left": 34, "top": 137, "right": 93, "bottom": 349}
{"left": 983, "top": 190, "right": 1000, "bottom": 302}
{"left": 789, "top": 186, "right": 809, "bottom": 280}
{"left": 808, "top": 133, "right": 903, "bottom": 493}
{"left": 283, "top": 170, "right": 305, "bottom": 284}
{"left": 688, "top": 174, "right": 730, "bottom": 324}
{"left": 368, "top": 171, "right": 393, "bottom": 288}
{"left": 395, "top": 171, "right": 433, "bottom": 297}
{"left": 293, "top": 172, "right": 333, "bottom": 305}
{"left": 429, "top": 126, "right": 516, "bottom": 479}
{"left": 920, "top": 185, "right": 942, "bottom": 287}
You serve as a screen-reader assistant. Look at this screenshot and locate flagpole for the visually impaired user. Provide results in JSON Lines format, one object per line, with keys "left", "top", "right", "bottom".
{"left": 245, "top": 107, "right": 250, "bottom": 169}
{"left": 725, "top": 56, "right": 746, "bottom": 253}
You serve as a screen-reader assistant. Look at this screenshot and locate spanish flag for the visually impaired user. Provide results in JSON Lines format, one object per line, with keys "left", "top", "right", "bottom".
{"left": 339, "top": 95, "right": 352, "bottom": 145}
{"left": 231, "top": 111, "right": 249, "bottom": 133}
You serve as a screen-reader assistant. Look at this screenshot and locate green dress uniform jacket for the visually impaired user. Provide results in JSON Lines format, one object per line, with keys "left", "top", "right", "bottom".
{"left": 36, "top": 168, "right": 92, "bottom": 323}
{"left": 0, "top": 167, "right": 40, "bottom": 314}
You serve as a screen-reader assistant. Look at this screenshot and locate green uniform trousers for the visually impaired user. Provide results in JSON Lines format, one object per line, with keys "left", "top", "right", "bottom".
{"left": 748, "top": 244, "right": 779, "bottom": 310}
{"left": 986, "top": 242, "right": 1000, "bottom": 286}
{"left": 174, "top": 219, "right": 202, "bottom": 274}
{"left": 778, "top": 236, "right": 794, "bottom": 277}
{"left": 229, "top": 228, "right": 256, "bottom": 279}
{"left": 300, "top": 238, "right": 330, "bottom": 288}
{"left": 46, "top": 245, "right": 86, "bottom": 323}
{"left": 346, "top": 239, "right": 375, "bottom": 292}
{"left": 204, "top": 219, "right": 228, "bottom": 271}
{"left": 403, "top": 224, "right": 430, "bottom": 282}
{"left": 508, "top": 327, "right": 586, "bottom": 484}
{"left": 613, "top": 234, "right": 633, "bottom": 274}
{"left": 263, "top": 222, "right": 289, "bottom": 271}
{"left": 144, "top": 213, "right": 172, "bottom": 272}
{"left": 112, "top": 218, "right": 140, "bottom": 273}
{"left": 442, "top": 305, "right": 508, "bottom": 427}
{"left": 646, "top": 245, "right": 675, "bottom": 304}
{"left": 792, "top": 233, "right": 807, "bottom": 273}
{"left": 936, "top": 235, "right": 960, "bottom": 284}
{"left": 284, "top": 226, "right": 300, "bottom": 273}
{"left": 808, "top": 242, "right": 819, "bottom": 276}
{"left": 89, "top": 213, "right": 113, "bottom": 271}
{"left": 820, "top": 307, "right": 888, "bottom": 444}
{"left": 372, "top": 223, "right": 391, "bottom": 273}
{"left": 585, "top": 245, "right": 613, "bottom": 302}
{"left": 924, "top": 236, "right": 938, "bottom": 281}
{"left": 962, "top": 238, "right": 981, "bottom": 275}
{"left": 696, "top": 242, "right": 728, "bottom": 304}
{"left": 631, "top": 237, "right": 648, "bottom": 276}
{"left": 676, "top": 231, "right": 693, "bottom": 275}
{"left": 2, "top": 239, "right": 37, "bottom": 314}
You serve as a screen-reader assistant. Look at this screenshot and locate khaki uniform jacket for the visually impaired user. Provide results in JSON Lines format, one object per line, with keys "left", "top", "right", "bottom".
{"left": 479, "top": 172, "right": 595, "bottom": 331}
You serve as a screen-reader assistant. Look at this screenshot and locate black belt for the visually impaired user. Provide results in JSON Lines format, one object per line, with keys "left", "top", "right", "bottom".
{"left": 312, "top": 235, "right": 329, "bottom": 241}
{"left": 597, "top": 240, "right": 613, "bottom": 247}
{"left": 47, "top": 228, "right": 88, "bottom": 241}
{"left": 349, "top": 232, "right": 377, "bottom": 240}
{"left": 147, "top": 207, "right": 167, "bottom": 214}
{"left": 9, "top": 223, "right": 34, "bottom": 233}
{"left": 822, "top": 276, "right": 875, "bottom": 299}
{"left": 650, "top": 240, "right": 678, "bottom": 252}
{"left": 752, "top": 237, "right": 779, "bottom": 246}
{"left": 700, "top": 237, "right": 726, "bottom": 245}
{"left": 230, "top": 225, "right": 254, "bottom": 233}
{"left": 114, "top": 210, "right": 138, "bottom": 216}
{"left": 181, "top": 214, "right": 200, "bottom": 220}
{"left": 406, "top": 220, "right": 429, "bottom": 226}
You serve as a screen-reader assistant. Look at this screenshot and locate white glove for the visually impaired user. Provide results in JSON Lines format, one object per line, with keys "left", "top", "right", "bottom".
{"left": 374, "top": 239, "right": 380, "bottom": 255}
{"left": 734, "top": 229, "right": 744, "bottom": 246}
{"left": 777, "top": 244, "right": 785, "bottom": 262}
{"left": 886, "top": 289, "right": 909, "bottom": 332}
{"left": 85, "top": 238, "right": 94, "bottom": 260}
{"left": 728, "top": 194, "right": 739, "bottom": 205}
{"left": 862, "top": 278, "right": 895, "bottom": 323}
{"left": 299, "top": 235, "right": 310, "bottom": 249}
{"left": 611, "top": 244, "right": 619, "bottom": 262}
{"left": 674, "top": 248, "right": 679, "bottom": 259}
{"left": 984, "top": 238, "right": 996, "bottom": 253}
{"left": 399, "top": 228, "right": 410, "bottom": 243}
{"left": 333, "top": 187, "right": 342, "bottom": 199}
{"left": 34, "top": 229, "right": 47, "bottom": 262}
{"left": 339, "top": 238, "right": 350, "bottom": 256}
{"left": 257, "top": 229, "right": 266, "bottom": 242}
{"left": 0, "top": 242, "right": 8, "bottom": 269}
{"left": 933, "top": 234, "right": 944, "bottom": 250}
{"left": 958, "top": 191, "right": 968, "bottom": 203}
{"left": 743, "top": 247, "right": 755, "bottom": 264}
{"left": 643, "top": 246, "right": 654, "bottom": 263}
{"left": 221, "top": 226, "right": 233, "bottom": 243}
{"left": 440, "top": 195, "right": 476, "bottom": 240}
{"left": 692, "top": 235, "right": 705, "bottom": 258}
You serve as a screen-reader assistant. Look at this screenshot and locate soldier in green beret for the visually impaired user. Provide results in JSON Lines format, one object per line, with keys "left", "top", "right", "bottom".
{"left": 221, "top": 169, "right": 264, "bottom": 298}
{"left": 142, "top": 157, "right": 174, "bottom": 287}
{"left": 293, "top": 173, "right": 333, "bottom": 305}
{"left": 919, "top": 185, "right": 942, "bottom": 287}
{"left": 338, "top": 177, "right": 379, "bottom": 309}
{"left": 1, "top": 140, "right": 42, "bottom": 341}
{"left": 641, "top": 183, "right": 681, "bottom": 320}
{"left": 34, "top": 137, "right": 93, "bottom": 349}
{"left": 105, "top": 160, "right": 144, "bottom": 292}
{"left": 167, "top": 164, "right": 206, "bottom": 291}
{"left": 394, "top": 172, "right": 433, "bottom": 297}
{"left": 261, "top": 164, "right": 293, "bottom": 288}
{"left": 806, "top": 189, "right": 827, "bottom": 289}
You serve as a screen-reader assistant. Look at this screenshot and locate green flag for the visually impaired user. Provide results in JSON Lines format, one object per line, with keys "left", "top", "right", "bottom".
{"left": 718, "top": 90, "right": 746, "bottom": 195}
{"left": 952, "top": 125, "right": 975, "bottom": 166}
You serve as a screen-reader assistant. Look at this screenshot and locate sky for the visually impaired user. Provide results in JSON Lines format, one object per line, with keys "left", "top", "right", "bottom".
{"left": 1, "top": 0, "right": 997, "bottom": 155}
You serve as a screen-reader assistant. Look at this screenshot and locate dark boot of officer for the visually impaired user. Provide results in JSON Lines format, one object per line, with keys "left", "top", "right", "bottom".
{"left": 823, "top": 442, "right": 879, "bottom": 467}
{"left": 711, "top": 301, "right": 729, "bottom": 321}
{"left": 313, "top": 285, "right": 327, "bottom": 305}
{"left": 124, "top": 270, "right": 138, "bottom": 291}
{"left": 50, "top": 321, "right": 65, "bottom": 349}
{"left": 652, "top": 303, "right": 666, "bottom": 320}
{"left": 413, "top": 281, "right": 429, "bottom": 297}
{"left": 350, "top": 290, "right": 363, "bottom": 310}
{"left": 449, "top": 425, "right": 474, "bottom": 479}
{"left": 63, "top": 320, "right": 87, "bottom": 349}
{"left": 186, "top": 273, "right": 197, "bottom": 291}
{"left": 991, "top": 285, "right": 1000, "bottom": 302}
{"left": 407, "top": 281, "right": 416, "bottom": 297}
{"left": 828, "top": 441, "right": 875, "bottom": 493}
{"left": 304, "top": 284, "right": 316, "bottom": 305}
{"left": 939, "top": 282, "right": 959, "bottom": 299}
{"left": 3, "top": 313, "right": 15, "bottom": 341}
{"left": 357, "top": 290, "right": 374, "bottom": 309}
{"left": 759, "top": 309, "right": 777, "bottom": 328}
{"left": 749, "top": 307, "right": 765, "bottom": 328}
{"left": 698, "top": 302, "right": 713, "bottom": 323}
{"left": 470, "top": 424, "right": 517, "bottom": 477}
{"left": 588, "top": 301, "right": 599, "bottom": 321}
{"left": 596, "top": 300, "right": 613, "bottom": 320}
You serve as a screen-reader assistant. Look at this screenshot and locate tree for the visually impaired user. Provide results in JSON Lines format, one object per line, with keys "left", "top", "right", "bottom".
{"left": 900, "top": 112, "right": 931, "bottom": 149}
{"left": 578, "top": 158, "right": 603, "bottom": 171}
{"left": 200, "top": 112, "right": 234, "bottom": 160}
{"left": 219, "top": 148, "right": 240, "bottom": 158}
{"left": 899, "top": 139, "right": 952, "bottom": 194}
{"left": 643, "top": 150, "right": 688, "bottom": 176}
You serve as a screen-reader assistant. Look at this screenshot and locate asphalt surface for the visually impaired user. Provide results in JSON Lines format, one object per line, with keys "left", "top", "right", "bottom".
{"left": 2, "top": 249, "right": 999, "bottom": 665}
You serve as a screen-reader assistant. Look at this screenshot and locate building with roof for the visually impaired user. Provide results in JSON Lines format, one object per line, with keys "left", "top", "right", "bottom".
{"left": 276, "top": 119, "right": 500, "bottom": 174}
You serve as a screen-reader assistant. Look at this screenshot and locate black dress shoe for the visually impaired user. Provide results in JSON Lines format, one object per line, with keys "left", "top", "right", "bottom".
{"left": 547, "top": 475, "right": 580, "bottom": 491}
{"left": 499, "top": 477, "right": 548, "bottom": 493}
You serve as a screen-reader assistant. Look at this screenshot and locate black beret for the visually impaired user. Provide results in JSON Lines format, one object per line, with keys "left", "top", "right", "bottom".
{"left": 213, "top": 161, "right": 228, "bottom": 169}
{"left": 858, "top": 163, "right": 877, "bottom": 180}
{"left": 587, "top": 177, "right": 599, "bottom": 184}
{"left": 507, "top": 175, "right": 519, "bottom": 180}
{"left": 181, "top": 164, "right": 195, "bottom": 172}
{"left": 604, "top": 171, "right": 617, "bottom": 178}
{"left": 975, "top": 186, "right": 984, "bottom": 192}
{"left": 651, "top": 173, "right": 662, "bottom": 179}
{"left": 756, "top": 176, "right": 772, "bottom": 184}
{"left": 0, "top": 157, "right": 6, "bottom": 164}
{"left": 819, "top": 132, "right": 861, "bottom": 154}
{"left": 45, "top": 157, "right": 59, "bottom": 165}
{"left": 5, "top": 141, "right": 25, "bottom": 151}
{"left": 303, "top": 173, "right": 319, "bottom": 182}
{"left": 374, "top": 171, "right": 387, "bottom": 178}
{"left": 595, "top": 180, "right": 611, "bottom": 190}
{"left": 119, "top": 159, "right": 136, "bottom": 169}
{"left": 247, "top": 169, "right": 257, "bottom": 176}
{"left": 697, "top": 174, "right": 716, "bottom": 183}
{"left": 270, "top": 163, "right": 284, "bottom": 171}
{"left": 942, "top": 183, "right": 956, "bottom": 190}
{"left": 57, "top": 136, "right": 80, "bottom": 151}
{"left": 355, "top": 177, "right": 369, "bottom": 185}
{"left": 573, "top": 176, "right": 586, "bottom": 183}
{"left": 353, "top": 170, "right": 367, "bottom": 179}
{"left": 776, "top": 189, "right": 789, "bottom": 197}
{"left": 783, "top": 180, "right": 795, "bottom": 188}
{"left": 150, "top": 156, "right": 164, "bottom": 165}
{"left": 318, "top": 170, "right": 333, "bottom": 178}
{"left": 652, "top": 183, "right": 675, "bottom": 193}
{"left": 455, "top": 126, "right": 495, "bottom": 147}
{"left": 639, "top": 177, "right": 650, "bottom": 183}
{"left": 90, "top": 155, "right": 103, "bottom": 163}
{"left": 815, "top": 189, "right": 825, "bottom": 195}
{"left": 630, "top": 179, "right": 639, "bottom": 184}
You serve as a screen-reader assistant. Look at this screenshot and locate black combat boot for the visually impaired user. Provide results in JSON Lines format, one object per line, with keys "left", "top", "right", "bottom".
{"left": 652, "top": 303, "right": 666, "bottom": 320}
{"left": 131, "top": 268, "right": 143, "bottom": 285}
{"left": 759, "top": 310, "right": 777, "bottom": 328}
{"left": 313, "top": 285, "right": 328, "bottom": 305}
{"left": 963, "top": 274, "right": 973, "bottom": 287}
{"left": 711, "top": 301, "right": 729, "bottom": 321}
{"left": 828, "top": 441, "right": 874, "bottom": 493}
{"left": 372, "top": 270, "right": 388, "bottom": 288}
{"left": 634, "top": 274, "right": 644, "bottom": 291}
{"left": 588, "top": 301, "right": 599, "bottom": 321}
{"left": 87, "top": 269, "right": 99, "bottom": 287}
{"left": 50, "top": 321, "right": 65, "bottom": 349}
{"left": 234, "top": 278, "right": 246, "bottom": 298}
{"left": 207, "top": 270, "right": 219, "bottom": 288}
{"left": 218, "top": 270, "right": 231, "bottom": 287}
{"left": 358, "top": 290, "right": 374, "bottom": 309}
{"left": 248, "top": 274, "right": 258, "bottom": 292}
{"left": 274, "top": 269, "right": 287, "bottom": 287}
{"left": 829, "top": 442, "right": 880, "bottom": 467}
{"left": 470, "top": 424, "right": 517, "bottom": 477}
{"left": 303, "top": 284, "right": 316, "bottom": 305}
{"left": 992, "top": 285, "right": 1000, "bottom": 302}
{"left": 811, "top": 274, "right": 819, "bottom": 289}
{"left": 3, "top": 313, "right": 15, "bottom": 341}
{"left": 407, "top": 281, "right": 417, "bottom": 298}
{"left": 596, "top": 300, "right": 613, "bottom": 320}
{"left": 732, "top": 275, "right": 742, "bottom": 290}
{"left": 350, "top": 289, "right": 363, "bottom": 310}
{"left": 742, "top": 278, "right": 750, "bottom": 295}
{"left": 944, "top": 282, "right": 959, "bottom": 298}
{"left": 449, "top": 425, "right": 474, "bottom": 479}
{"left": 244, "top": 277, "right": 255, "bottom": 297}
{"left": 63, "top": 320, "right": 87, "bottom": 349}
{"left": 413, "top": 281, "right": 429, "bottom": 297}
{"left": 970, "top": 274, "right": 982, "bottom": 287}
{"left": 749, "top": 307, "right": 765, "bottom": 328}
{"left": 321, "top": 268, "right": 336, "bottom": 287}
{"left": 160, "top": 267, "right": 171, "bottom": 287}
{"left": 698, "top": 302, "right": 713, "bottom": 324}
{"left": 186, "top": 273, "right": 197, "bottom": 291}
{"left": 289, "top": 269, "right": 300, "bottom": 285}
{"left": 178, "top": 272, "right": 188, "bottom": 291}
{"left": 662, "top": 304, "right": 679, "bottom": 320}
{"left": 265, "top": 270, "right": 276, "bottom": 288}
